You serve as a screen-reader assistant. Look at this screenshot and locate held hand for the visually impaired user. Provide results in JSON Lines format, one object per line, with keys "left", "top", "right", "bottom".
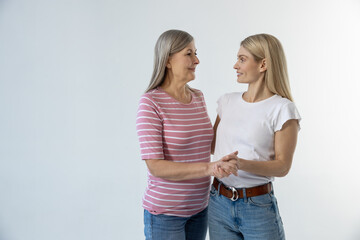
{"left": 211, "top": 159, "right": 238, "bottom": 179}
{"left": 212, "top": 164, "right": 228, "bottom": 179}
{"left": 220, "top": 151, "right": 245, "bottom": 169}
{"left": 220, "top": 151, "right": 239, "bottom": 162}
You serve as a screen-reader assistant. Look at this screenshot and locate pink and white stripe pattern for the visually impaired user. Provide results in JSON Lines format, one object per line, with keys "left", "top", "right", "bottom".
{"left": 136, "top": 87, "right": 213, "bottom": 217}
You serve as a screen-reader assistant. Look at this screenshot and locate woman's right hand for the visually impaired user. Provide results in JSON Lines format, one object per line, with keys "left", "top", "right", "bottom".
{"left": 210, "top": 151, "right": 239, "bottom": 179}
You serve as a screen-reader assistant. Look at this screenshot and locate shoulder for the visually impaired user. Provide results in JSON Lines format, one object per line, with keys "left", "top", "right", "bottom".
{"left": 227, "top": 92, "right": 243, "bottom": 99}
{"left": 271, "top": 96, "right": 301, "bottom": 130}
{"left": 139, "top": 89, "right": 164, "bottom": 108}
{"left": 189, "top": 87, "right": 203, "bottom": 97}
{"left": 189, "top": 88, "right": 207, "bottom": 103}
{"left": 266, "top": 95, "right": 300, "bottom": 119}
{"left": 218, "top": 91, "right": 243, "bottom": 103}
{"left": 271, "top": 95, "right": 296, "bottom": 109}
{"left": 140, "top": 88, "right": 164, "bottom": 100}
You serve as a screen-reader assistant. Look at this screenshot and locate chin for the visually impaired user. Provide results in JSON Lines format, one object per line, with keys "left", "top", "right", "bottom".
{"left": 237, "top": 77, "right": 248, "bottom": 84}
{"left": 188, "top": 74, "right": 196, "bottom": 81}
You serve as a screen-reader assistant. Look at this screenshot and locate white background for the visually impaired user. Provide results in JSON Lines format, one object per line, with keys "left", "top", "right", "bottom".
{"left": 1, "top": 0, "right": 360, "bottom": 239}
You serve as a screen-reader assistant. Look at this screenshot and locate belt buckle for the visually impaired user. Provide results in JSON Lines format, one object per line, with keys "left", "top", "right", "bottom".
{"left": 228, "top": 186, "right": 239, "bottom": 201}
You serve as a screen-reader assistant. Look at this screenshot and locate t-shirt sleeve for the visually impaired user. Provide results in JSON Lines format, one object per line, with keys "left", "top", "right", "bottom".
{"left": 274, "top": 101, "right": 302, "bottom": 132}
{"left": 136, "top": 95, "right": 164, "bottom": 160}
{"left": 216, "top": 94, "right": 229, "bottom": 118}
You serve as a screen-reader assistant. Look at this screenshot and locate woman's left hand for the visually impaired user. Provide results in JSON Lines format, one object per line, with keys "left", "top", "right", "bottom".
{"left": 212, "top": 151, "right": 241, "bottom": 178}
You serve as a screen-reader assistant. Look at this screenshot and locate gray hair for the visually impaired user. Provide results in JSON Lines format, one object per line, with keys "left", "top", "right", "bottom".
{"left": 145, "top": 30, "right": 194, "bottom": 92}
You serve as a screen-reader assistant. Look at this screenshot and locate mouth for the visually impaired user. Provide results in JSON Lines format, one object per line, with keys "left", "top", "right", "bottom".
{"left": 189, "top": 68, "right": 196, "bottom": 72}
{"left": 237, "top": 72, "right": 243, "bottom": 76}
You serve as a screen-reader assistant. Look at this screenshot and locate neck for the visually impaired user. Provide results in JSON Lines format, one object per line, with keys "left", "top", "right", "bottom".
{"left": 244, "top": 79, "right": 274, "bottom": 103}
{"left": 160, "top": 75, "right": 191, "bottom": 103}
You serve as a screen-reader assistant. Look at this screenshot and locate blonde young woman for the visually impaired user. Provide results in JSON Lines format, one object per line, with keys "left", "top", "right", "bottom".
{"left": 209, "top": 34, "right": 301, "bottom": 240}
{"left": 136, "top": 30, "right": 238, "bottom": 240}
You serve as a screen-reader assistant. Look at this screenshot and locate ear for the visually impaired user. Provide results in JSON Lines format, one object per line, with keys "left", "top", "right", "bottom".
{"left": 166, "top": 58, "right": 172, "bottom": 69}
{"left": 259, "top": 59, "right": 267, "bottom": 73}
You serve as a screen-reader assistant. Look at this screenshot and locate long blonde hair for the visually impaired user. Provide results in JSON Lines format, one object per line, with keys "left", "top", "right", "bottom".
{"left": 241, "top": 34, "right": 293, "bottom": 101}
{"left": 145, "top": 30, "right": 194, "bottom": 93}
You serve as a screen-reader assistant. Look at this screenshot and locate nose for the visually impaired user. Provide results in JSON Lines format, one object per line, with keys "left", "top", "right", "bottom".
{"left": 233, "top": 61, "right": 238, "bottom": 69}
{"left": 194, "top": 55, "right": 199, "bottom": 65}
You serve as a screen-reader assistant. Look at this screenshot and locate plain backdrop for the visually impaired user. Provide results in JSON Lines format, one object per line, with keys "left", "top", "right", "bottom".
{"left": 1, "top": 0, "right": 360, "bottom": 239}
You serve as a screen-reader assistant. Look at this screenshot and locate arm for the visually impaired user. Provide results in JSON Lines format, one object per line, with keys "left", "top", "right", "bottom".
{"left": 234, "top": 119, "right": 299, "bottom": 177}
{"left": 138, "top": 95, "right": 237, "bottom": 181}
{"left": 211, "top": 115, "right": 221, "bottom": 155}
{"left": 145, "top": 152, "right": 239, "bottom": 181}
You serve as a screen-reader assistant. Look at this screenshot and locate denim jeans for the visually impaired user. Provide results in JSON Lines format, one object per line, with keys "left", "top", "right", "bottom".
{"left": 144, "top": 207, "right": 208, "bottom": 240}
{"left": 208, "top": 184, "right": 285, "bottom": 240}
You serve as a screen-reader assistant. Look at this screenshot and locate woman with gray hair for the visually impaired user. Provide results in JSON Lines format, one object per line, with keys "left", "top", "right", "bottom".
{"left": 136, "top": 29, "right": 238, "bottom": 239}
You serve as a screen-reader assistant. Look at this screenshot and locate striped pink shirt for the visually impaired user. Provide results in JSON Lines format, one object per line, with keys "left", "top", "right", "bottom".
{"left": 136, "top": 87, "right": 213, "bottom": 217}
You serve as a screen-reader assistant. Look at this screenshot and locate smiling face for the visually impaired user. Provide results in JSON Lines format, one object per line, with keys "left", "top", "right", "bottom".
{"left": 166, "top": 40, "right": 199, "bottom": 83}
{"left": 233, "top": 46, "right": 266, "bottom": 84}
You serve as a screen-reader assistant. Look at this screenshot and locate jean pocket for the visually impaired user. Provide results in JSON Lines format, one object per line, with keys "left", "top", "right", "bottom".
{"left": 249, "top": 193, "right": 273, "bottom": 207}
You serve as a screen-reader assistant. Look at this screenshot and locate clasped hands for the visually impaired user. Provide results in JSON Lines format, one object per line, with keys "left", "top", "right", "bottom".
{"left": 210, "top": 151, "right": 242, "bottom": 179}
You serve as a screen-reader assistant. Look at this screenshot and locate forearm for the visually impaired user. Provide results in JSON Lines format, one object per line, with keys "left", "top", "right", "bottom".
{"left": 146, "top": 159, "right": 214, "bottom": 181}
{"left": 146, "top": 152, "right": 239, "bottom": 181}
{"left": 239, "top": 158, "right": 292, "bottom": 178}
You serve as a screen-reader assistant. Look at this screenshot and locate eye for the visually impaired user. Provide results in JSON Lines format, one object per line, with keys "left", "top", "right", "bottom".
{"left": 240, "top": 57, "right": 245, "bottom": 63}
{"left": 186, "top": 52, "right": 198, "bottom": 57}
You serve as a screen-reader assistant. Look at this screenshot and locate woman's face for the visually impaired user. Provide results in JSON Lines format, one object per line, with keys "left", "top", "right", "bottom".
{"left": 166, "top": 40, "right": 199, "bottom": 83}
{"left": 233, "top": 46, "right": 264, "bottom": 84}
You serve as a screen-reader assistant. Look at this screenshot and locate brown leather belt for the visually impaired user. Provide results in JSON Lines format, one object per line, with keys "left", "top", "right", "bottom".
{"left": 212, "top": 178, "right": 272, "bottom": 201}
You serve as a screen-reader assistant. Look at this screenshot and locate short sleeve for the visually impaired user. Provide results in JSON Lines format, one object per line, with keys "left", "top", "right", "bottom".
{"left": 216, "top": 94, "right": 229, "bottom": 118}
{"left": 136, "top": 95, "right": 164, "bottom": 160}
{"left": 274, "top": 102, "right": 301, "bottom": 132}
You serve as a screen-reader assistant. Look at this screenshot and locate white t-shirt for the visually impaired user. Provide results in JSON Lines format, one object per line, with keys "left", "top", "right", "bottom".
{"left": 213, "top": 92, "right": 301, "bottom": 188}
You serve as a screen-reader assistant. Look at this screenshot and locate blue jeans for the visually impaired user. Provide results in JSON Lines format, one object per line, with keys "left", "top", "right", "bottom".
{"left": 144, "top": 207, "right": 208, "bottom": 240}
{"left": 208, "top": 184, "right": 285, "bottom": 240}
